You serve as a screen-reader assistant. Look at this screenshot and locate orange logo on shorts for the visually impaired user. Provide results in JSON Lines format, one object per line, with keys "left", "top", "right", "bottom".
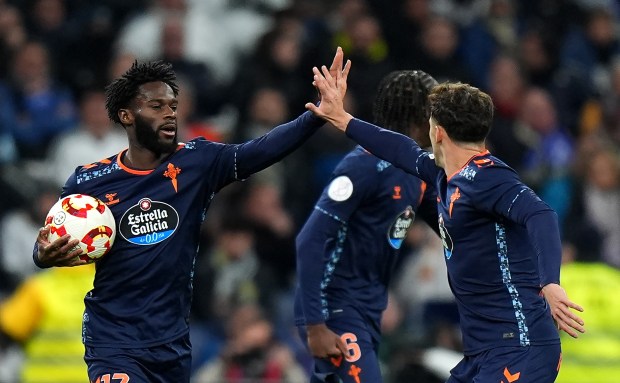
{"left": 502, "top": 367, "right": 521, "bottom": 382}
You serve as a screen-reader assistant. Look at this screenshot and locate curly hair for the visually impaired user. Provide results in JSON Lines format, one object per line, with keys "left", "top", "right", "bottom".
{"left": 428, "top": 82, "right": 494, "bottom": 143}
{"left": 372, "top": 70, "right": 438, "bottom": 137}
{"left": 105, "top": 60, "right": 179, "bottom": 124}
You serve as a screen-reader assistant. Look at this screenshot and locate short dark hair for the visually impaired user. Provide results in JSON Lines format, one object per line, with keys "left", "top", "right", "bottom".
{"left": 105, "top": 60, "right": 179, "bottom": 124}
{"left": 372, "top": 70, "right": 438, "bottom": 136}
{"left": 428, "top": 82, "right": 494, "bottom": 143}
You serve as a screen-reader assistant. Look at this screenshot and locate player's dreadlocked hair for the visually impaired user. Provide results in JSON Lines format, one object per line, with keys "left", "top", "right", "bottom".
{"left": 105, "top": 60, "right": 179, "bottom": 124}
{"left": 372, "top": 70, "right": 438, "bottom": 138}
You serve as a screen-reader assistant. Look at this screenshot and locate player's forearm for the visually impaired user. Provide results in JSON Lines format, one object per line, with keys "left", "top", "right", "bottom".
{"left": 507, "top": 189, "right": 562, "bottom": 285}
{"left": 528, "top": 211, "right": 562, "bottom": 286}
{"left": 235, "top": 111, "right": 324, "bottom": 177}
{"left": 345, "top": 118, "right": 425, "bottom": 177}
{"left": 296, "top": 212, "right": 338, "bottom": 324}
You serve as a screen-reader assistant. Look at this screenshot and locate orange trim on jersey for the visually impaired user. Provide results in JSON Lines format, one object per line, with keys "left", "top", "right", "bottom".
{"left": 116, "top": 149, "right": 154, "bottom": 175}
{"left": 473, "top": 158, "right": 494, "bottom": 167}
{"left": 446, "top": 150, "right": 490, "bottom": 181}
{"left": 83, "top": 157, "right": 114, "bottom": 169}
{"left": 449, "top": 187, "right": 461, "bottom": 217}
{"left": 418, "top": 181, "right": 427, "bottom": 204}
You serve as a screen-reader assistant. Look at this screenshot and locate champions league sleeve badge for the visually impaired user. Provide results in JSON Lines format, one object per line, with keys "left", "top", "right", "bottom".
{"left": 327, "top": 176, "right": 354, "bottom": 202}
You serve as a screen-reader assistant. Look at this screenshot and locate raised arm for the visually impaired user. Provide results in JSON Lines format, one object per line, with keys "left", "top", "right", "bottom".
{"left": 235, "top": 47, "right": 348, "bottom": 179}
{"left": 306, "top": 53, "right": 440, "bottom": 184}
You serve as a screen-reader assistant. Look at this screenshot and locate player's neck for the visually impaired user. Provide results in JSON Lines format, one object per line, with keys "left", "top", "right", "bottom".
{"left": 123, "top": 149, "right": 167, "bottom": 170}
{"left": 442, "top": 141, "right": 487, "bottom": 176}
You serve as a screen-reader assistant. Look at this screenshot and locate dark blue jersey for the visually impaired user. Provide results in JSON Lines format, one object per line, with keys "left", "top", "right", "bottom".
{"left": 345, "top": 119, "right": 562, "bottom": 355}
{"left": 294, "top": 146, "right": 437, "bottom": 337}
{"left": 35, "top": 111, "right": 323, "bottom": 348}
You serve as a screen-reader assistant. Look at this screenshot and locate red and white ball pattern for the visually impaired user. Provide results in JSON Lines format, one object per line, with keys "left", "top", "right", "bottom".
{"left": 45, "top": 194, "right": 116, "bottom": 262}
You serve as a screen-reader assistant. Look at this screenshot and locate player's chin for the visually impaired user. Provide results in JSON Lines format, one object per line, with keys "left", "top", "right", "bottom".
{"left": 159, "top": 138, "right": 179, "bottom": 152}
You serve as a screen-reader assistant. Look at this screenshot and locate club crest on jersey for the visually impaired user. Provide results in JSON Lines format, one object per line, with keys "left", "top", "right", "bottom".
{"left": 387, "top": 206, "right": 414, "bottom": 249}
{"left": 438, "top": 213, "right": 454, "bottom": 259}
{"left": 118, "top": 198, "right": 179, "bottom": 245}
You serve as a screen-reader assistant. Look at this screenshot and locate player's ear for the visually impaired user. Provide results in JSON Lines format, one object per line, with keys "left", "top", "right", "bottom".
{"left": 435, "top": 124, "right": 445, "bottom": 143}
{"left": 118, "top": 109, "right": 133, "bottom": 125}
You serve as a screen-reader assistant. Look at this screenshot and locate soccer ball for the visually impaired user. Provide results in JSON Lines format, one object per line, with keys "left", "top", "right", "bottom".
{"left": 45, "top": 194, "right": 116, "bottom": 262}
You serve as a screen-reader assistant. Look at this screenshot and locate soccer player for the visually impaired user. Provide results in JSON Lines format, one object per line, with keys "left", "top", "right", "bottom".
{"left": 30, "top": 49, "right": 348, "bottom": 382}
{"left": 294, "top": 70, "right": 439, "bottom": 383}
{"left": 306, "top": 66, "right": 586, "bottom": 382}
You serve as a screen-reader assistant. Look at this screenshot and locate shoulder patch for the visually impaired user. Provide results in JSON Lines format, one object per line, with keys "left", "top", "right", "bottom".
{"left": 327, "top": 175, "right": 354, "bottom": 201}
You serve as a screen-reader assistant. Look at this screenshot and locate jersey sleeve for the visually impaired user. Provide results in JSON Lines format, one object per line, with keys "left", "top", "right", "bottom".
{"left": 296, "top": 159, "right": 376, "bottom": 324}
{"left": 0, "top": 277, "right": 43, "bottom": 342}
{"left": 471, "top": 166, "right": 562, "bottom": 286}
{"left": 235, "top": 111, "right": 324, "bottom": 179}
{"left": 416, "top": 184, "right": 440, "bottom": 236}
{"left": 203, "top": 111, "right": 324, "bottom": 191}
{"left": 60, "top": 170, "right": 79, "bottom": 197}
{"left": 33, "top": 171, "right": 79, "bottom": 268}
{"left": 345, "top": 118, "right": 441, "bottom": 184}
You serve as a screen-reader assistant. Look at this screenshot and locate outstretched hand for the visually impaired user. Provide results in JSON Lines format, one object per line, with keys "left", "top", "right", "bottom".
{"left": 305, "top": 47, "right": 353, "bottom": 132}
{"left": 35, "top": 225, "right": 89, "bottom": 267}
{"left": 542, "top": 283, "right": 585, "bottom": 338}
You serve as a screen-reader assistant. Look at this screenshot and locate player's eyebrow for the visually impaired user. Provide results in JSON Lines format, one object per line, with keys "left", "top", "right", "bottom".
{"left": 146, "top": 97, "right": 178, "bottom": 103}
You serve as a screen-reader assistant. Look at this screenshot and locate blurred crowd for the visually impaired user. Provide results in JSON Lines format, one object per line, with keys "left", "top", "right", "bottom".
{"left": 0, "top": 0, "right": 619, "bottom": 382}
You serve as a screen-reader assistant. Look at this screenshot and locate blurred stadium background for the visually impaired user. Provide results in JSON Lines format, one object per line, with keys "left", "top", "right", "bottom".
{"left": 0, "top": 0, "right": 618, "bottom": 382}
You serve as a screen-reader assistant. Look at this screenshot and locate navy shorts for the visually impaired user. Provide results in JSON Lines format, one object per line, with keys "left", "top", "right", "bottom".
{"left": 448, "top": 343, "right": 562, "bottom": 383}
{"left": 85, "top": 333, "right": 192, "bottom": 383}
{"left": 298, "top": 308, "right": 383, "bottom": 383}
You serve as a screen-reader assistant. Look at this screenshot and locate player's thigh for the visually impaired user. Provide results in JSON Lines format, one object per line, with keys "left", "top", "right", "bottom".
{"left": 312, "top": 345, "right": 382, "bottom": 383}
{"left": 449, "top": 344, "right": 561, "bottom": 383}
{"left": 85, "top": 336, "right": 191, "bottom": 383}
{"left": 479, "top": 344, "right": 561, "bottom": 383}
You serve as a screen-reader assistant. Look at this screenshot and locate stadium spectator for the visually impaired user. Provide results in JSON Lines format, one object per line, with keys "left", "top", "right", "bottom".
{"left": 0, "top": 182, "right": 58, "bottom": 295}
{"left": 459, "top": 0, "right": 521, "bottom": 88}
{"left": 0, "top": 4, "right": 26, "bottom": 80}
{"left": 393, "top": 223, "right": 457, "bottom": 345}
{"left": 409, "top": 16, "right": 472, "bottom": 84}
{"left": 556, "top": 7, "right": 620, "bottom": 135}
{"left": 158, "top": 14, "right": 221, "bottom": 118}
{"left": 1, "top": 40, "right": 78, "bottom": 159}
{"left": 192, "top": 303, "right": 308, "bottom": 383}
{"left": 484, "top": 54, "right": 528, "bottom": 171}
{"left": 555, "top": 260, "right": 620, "bottom": 382}
{"left": 46, "top": 89, "right": 126, "bottom": 187}
{"left": 0, "top": 264, "right": 95, "bottom": 383}
{"left": 332, "top": 12, "right": 394, "bottom": 121}
{"left": 563, "top": 141, "right": 620, "bottom": 267}
{"left": 518, "top": 87, "right": 575, "bottom": 223}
